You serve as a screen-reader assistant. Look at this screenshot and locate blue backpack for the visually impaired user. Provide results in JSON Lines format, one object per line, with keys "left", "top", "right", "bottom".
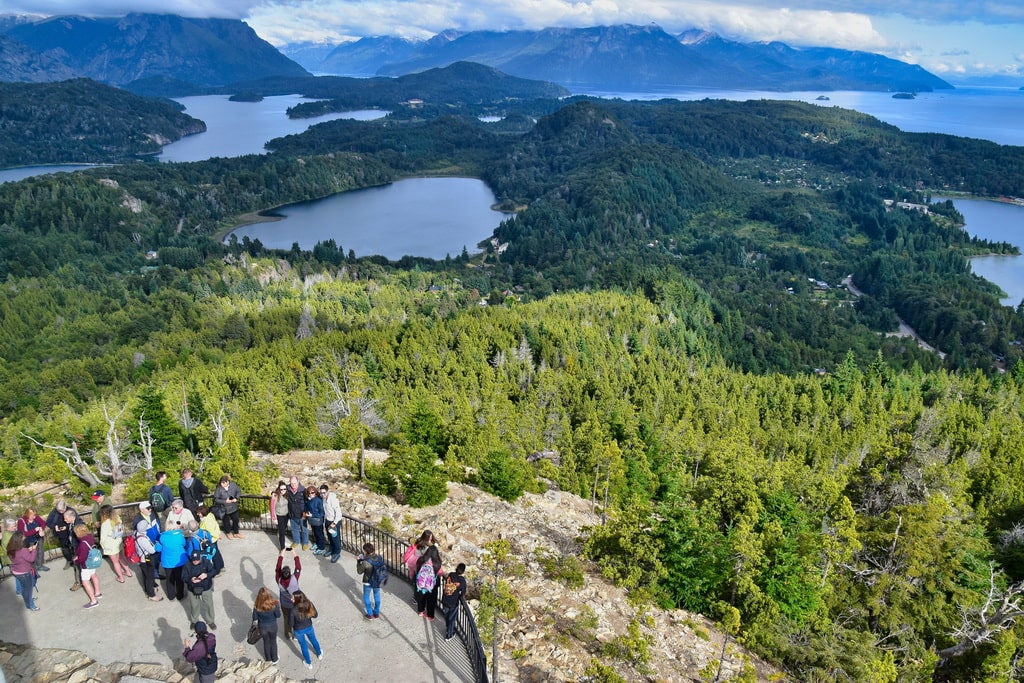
{"left": 369, "top": 556, "right": 389, "bottom": 588}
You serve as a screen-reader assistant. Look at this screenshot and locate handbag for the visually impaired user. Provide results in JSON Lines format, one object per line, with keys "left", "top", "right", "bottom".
{"left": 246, "top": 620, "right": 261, "bottom": 645}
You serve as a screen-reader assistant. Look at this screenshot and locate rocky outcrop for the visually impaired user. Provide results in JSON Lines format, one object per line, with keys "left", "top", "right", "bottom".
{"left": 0, "top": 641, "right": 302, "bottom": 683}
{"left": 270, "top": 449, "right": 782, "bottom": 682}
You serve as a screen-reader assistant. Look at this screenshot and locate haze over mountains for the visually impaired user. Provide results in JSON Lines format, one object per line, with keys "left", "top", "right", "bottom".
{"left": 0, "top": 13, "right": 950, "bottom": 94}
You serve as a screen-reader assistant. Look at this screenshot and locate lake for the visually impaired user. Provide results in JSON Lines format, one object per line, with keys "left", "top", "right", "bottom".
{"left": 227, "top": 177, "right": 511, "bottom": 261}
{"left": 941, "top": 198, "right": 1024, "bottom": 307}
{"left": 157, "top": 95, "right": 386, "bottom": 162}
{"left": 577, "top": 86, "right": 1024, "bottom": 147}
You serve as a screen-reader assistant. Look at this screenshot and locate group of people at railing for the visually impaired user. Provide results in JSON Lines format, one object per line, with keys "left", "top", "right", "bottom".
{"left": 3, "top": 466, "right": 482, "bottom": 681}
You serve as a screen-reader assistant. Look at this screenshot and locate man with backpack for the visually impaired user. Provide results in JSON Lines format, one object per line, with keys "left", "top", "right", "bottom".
{"left": 149, "top": 471, "right": 173, "bottom": 521}
{"left": 183, "top": 621, "right": 218, "bottom": 683}
{"left": 356, "top": 542, "right": 387, "bottom": 620}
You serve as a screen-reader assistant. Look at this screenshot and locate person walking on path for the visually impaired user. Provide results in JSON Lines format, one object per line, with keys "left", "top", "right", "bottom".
{"left": 7, "top": 531, "right": 40, "bottom": 611}
{"left": 251, "top": 586, "right": 282, "bottom": 663}
{"left": 276, "top": 547, "right": 302, "bottom": 639}
{"left": 213, "top": 475, "right": 243, "bottom": 539}
{"left": 182, "top": 549, "right": 217, "bottom": 630}
{"left": 269, "top": 481, "right": 290, "bottom": 550}
{"left": 304, "top": 486, "right": 326, "bottom": 555}
{"left": 441, "top": 562, "right": 468, "bottom": 640}
{"left": 134, "top": 502, "right": 163, "bottom": 601}
{"left": 414, "top": 545, "right": 443, "bottom": 620}
{"left": 73, "top": 523, "right": 101, "bottom": 609}
{"left": 356, "top": 542, "right": 386, "bottom": 619}
{"left": 285, "top": 476, "right": 309, "bottom": 550}
{"left": 321, "top": 483, "right": 343, "bottom": 563}
{"left": 182, "top": 621, "right": 218, "bottom": 683}
{"left": 99, "top": 505, "right": 132, "bottom": 583}
{"left": 17, "top": 507, "right": 48, "bottom": 573}
{"left": 290, "top": 590, "right": 323, "bottom": 670}
{"left": 178, "top": 468, "right": 210, "bottom": 518}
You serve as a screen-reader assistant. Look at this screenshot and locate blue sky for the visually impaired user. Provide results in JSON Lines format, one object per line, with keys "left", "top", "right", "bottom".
{"left": 3, "top": 0, "right": 1022, "bottom": 80}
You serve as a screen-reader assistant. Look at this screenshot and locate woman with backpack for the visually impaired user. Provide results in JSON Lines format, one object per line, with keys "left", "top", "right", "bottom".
{"left": 403, "top": 529, "right": 434, "bottom": 579}
{"left": 251, "top": 586, "right": 282, "bottom": 663}
{"left": 99, "top": 505, "right": 132, "bottom": 583}
{"left": 74, "top": 523, "right": 102, "bottom": 609}
{"left": 414, "top": 544, "right": 443, "bottom": 620}
{"left": 183, "top": 620, "right": 218, "bottom": 683}
{"left": 290, "top": 590, "right": 324, "bottom": 670}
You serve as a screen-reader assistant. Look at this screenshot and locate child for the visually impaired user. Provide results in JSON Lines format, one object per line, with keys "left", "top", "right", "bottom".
{"left": 441, "top": 562, "right": 467, "bottom": 640}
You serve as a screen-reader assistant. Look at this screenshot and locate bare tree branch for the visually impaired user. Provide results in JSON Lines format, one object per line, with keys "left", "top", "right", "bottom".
{"left": 21, "top": 433, "right": 103, "bottom": 488}
{"left": 938, "top": 563, "right": 1024, "bottom": 659}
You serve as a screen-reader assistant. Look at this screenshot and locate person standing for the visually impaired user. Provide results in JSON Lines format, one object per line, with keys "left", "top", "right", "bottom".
{"left": 73, "top": 523, "right": 101, "bottom": 609}
{"left": 89, "top": 490, "right": 106, "bottom": 531}
{"left": 182, "top": 621, "right": 218, "bottom": 683}
{"left": 403, "top": 529, "right": 434, "bottom": 579}
{"left": 178, "top": 468, "right": 210, "bottom": 518}
{"left": 414, "top": 545, "right": 443, "bottom": 620}
{"left": 17, "top": 507, "right": 48, "bottom": 573}
{"left": 165, "top": 498, "right": 197, "bottom": 530}
{"left": 290, "top": 590, "right": 323, "bottom": 670}
{"left": 276, "top": 547, "right": 302, "bottom": 640}
{"left": 62, "top": 509, "right": 86, "bottom": 590}
{"left": 148, "top": 471, "right": 174, "bottom": 519}
{"left": 285, "top": 476, "right": 309, "bottom": 550}
{"left": 1, "top": 519, "right": 18, "bottom": 595}
{"left": 46, "top": 501, "right": 76, "bottom": 569}
{"left": 269, "top": 481, "right": 290, "bottom": 550}
{"left": 99, "top": 505, "right": 132, "bottom": 583}
{"left": 7, "top": 532, "right": 40, "bottom": 611}
{"left": 251, "top": 586, "right": 282, "bottom": 663}
{"left": 213, "top": 475, "right": 243, "bottom": 539}
{"left": 305, "top": 486, "right": 325, "bottom": 555}
{"left": 182, "top": 549, "right": 217, "bottom": 630}
{"left": 441, "top": 563, "right": 468, "bottom": 640}
{"left": 196, "top": 505, "right": 224, "bottom": 576}
{"left": 134, "top": 502, "right": 163, "bottom": 601}
{"left": 356, "top": 542, "right": 385, "bottom": 619}
{"left": 321, "top": 483, "right": 342, "bottom": 563}
{"left": 157, "top": 524, "right": 189, "bottom": 601}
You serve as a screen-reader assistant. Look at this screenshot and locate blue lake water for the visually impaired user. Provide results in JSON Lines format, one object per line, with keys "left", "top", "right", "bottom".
{"left": 939, "top": 198, "right": 1024, "bottom": 307}
{"left": 578, "top": 86, "right": 1024, "bottom": 147}
{"left": 157, "top": 95, "right": 386, "bottom": 162}
{"left": 227, "top": 177, "right": 511, "bottom": 261}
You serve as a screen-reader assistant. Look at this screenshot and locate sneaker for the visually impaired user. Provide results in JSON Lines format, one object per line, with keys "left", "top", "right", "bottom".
{"left": 312, "top": 548, "right": 322, "bottom": 556}
{"left": 426, "top": 616, "right": 435, "bottom": 621}
{"left": 418, "top": 612, "right": 426, "bottom": 617}
{"left": 330, "top": 554, "right": 340, "bottom": 563}
{"left": 302, "top": 544, "right": 310, "bottom": 551}
{"left": 444, "top": 634, "right": 454, "bottom": 641}
{"left": 304, "top": 661, "right": 313, "bottom": 670}
{"left": 30, "top": 606, "right": 41, "bottom": 611}
{"left": 372, "top": 614, "right": 380, "bottom": 619}
{"left": 365, "top": 614, "right": 374, "bottom": 620}
{"left": 70, "top": 583, "right": 82, "bottom": 592}
{"left": 83, "top": 601, "right": 98, "bottom": 609}
{"left": 38, "top": 565, "right": 50, "bottom": 572}
{"left": 317, "top": 650, "right": 324, "bottom": 660}
{"left": 209, "top": 623, "right": 217, "bottom": 631}
{"left": 148, "top": 595, "right": 164, "bottom": 602}
{"left": 95, "top": 593, "right": 103, "bottom": 599}
{"left": 272, "top": 659, "right": 279, "bottom": 664}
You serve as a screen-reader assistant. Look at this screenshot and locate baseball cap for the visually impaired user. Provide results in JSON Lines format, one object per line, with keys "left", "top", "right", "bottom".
{"left": 139, "top": 501, "right": 151, "bottom": 511}
{"left": 190, "top": 550, "right": 202, "bottom": 561}
{"left": 91, "top": 490, "right": 106, "bottom": 500}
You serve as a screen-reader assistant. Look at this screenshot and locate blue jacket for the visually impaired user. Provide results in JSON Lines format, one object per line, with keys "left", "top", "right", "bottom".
{"left": 156, "top": 529, "right": 189, "bottom": 569}
{"left": 306, "top": 495, "right": 324, "bottom": 520}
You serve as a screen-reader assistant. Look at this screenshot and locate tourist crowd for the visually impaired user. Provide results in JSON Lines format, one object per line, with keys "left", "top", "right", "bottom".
{"left": 2, "top": 469, "right": 469, "bottom": 679}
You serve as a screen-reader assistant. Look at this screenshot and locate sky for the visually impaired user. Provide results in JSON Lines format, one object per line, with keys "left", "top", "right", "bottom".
{"left": 2, "top": 0, "right": 1022, "bottom": 80}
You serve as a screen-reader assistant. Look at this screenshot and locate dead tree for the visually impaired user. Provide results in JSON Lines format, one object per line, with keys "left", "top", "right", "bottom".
{"left": 21, "top": 434, "right": 103, "bottom": 488}
{"left": 937, "top": 564, "right": 1024, "bottom": 659}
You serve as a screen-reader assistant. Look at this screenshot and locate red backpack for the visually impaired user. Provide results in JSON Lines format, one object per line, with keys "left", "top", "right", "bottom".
{"left": 123, "top": 534, "right": 142, "bottom": 564}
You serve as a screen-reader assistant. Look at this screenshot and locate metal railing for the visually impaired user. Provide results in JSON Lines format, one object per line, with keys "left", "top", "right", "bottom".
{"left": 126, "top": 493, "right": 490, "bottom": 682}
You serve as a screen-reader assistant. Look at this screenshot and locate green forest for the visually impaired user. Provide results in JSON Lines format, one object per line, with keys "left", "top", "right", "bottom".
{"left": 4, "top": 76, "right": 1024, "bottom": 680}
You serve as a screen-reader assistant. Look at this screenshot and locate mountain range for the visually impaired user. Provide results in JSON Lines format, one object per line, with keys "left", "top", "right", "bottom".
{"left": 292, "top": 24, "right": 952, "bottom": 92}
{"left": 0, "top": 14, "right": 950, "bottom": 94}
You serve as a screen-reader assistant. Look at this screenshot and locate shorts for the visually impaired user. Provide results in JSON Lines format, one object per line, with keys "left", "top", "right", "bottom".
{"left": 81, "top": 567, "right": 97, "bottom": 581}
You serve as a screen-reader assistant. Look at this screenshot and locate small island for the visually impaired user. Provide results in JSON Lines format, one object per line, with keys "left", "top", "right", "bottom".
{"left": 815, "top": 95, "right": 830, "bottom": 101}
{"left": 891, "top": 92, "right": 916, "bottom": 99}
{"left": 229, "top": 91, "right": 265, "bottom": 102}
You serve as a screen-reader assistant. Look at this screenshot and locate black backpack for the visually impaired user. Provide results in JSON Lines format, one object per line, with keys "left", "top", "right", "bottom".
{"left": 148, "top": 486, "right": 168, "bottom": 513}
{"left": 369, "top": 556, "right": 389, "bottom": 588}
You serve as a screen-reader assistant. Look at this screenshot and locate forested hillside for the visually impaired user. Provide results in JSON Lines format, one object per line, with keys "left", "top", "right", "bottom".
{"left": 0, "top": 79, "right": 205, "bottom": 166}
{"left": 4, "top": 89, "right": 1024, "bottom": 680}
